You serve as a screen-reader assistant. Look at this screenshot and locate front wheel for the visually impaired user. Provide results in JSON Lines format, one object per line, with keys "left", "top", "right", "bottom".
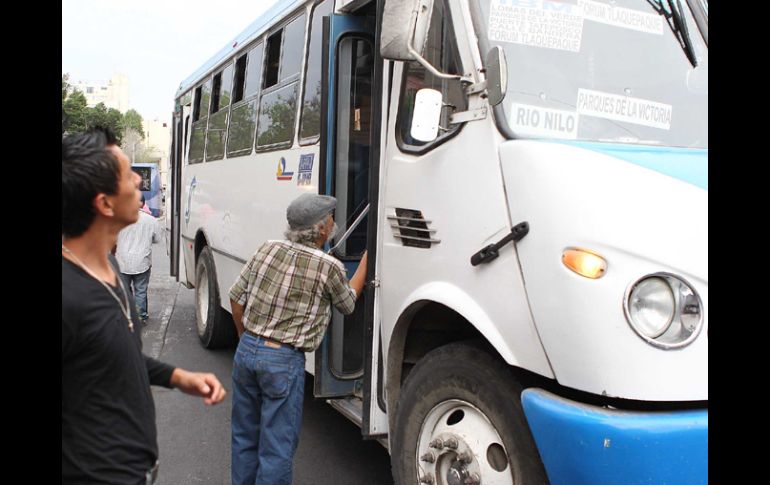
{"left": 391, "top": 342, "right": 548, "bottom": 485}
{"left": 195, "top": 246, "right": 235, "bottom": 349}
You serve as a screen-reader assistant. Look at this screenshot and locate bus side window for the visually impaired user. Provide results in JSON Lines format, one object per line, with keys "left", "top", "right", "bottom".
{"left": 396, "top": 0, "right": 466, "bottom": 151}
{"left": 181, "top": 90, "right": 192, "bottom": 164}
{"left": 256, "top": 13, "right": 307, "bottom": 150}
{"left": 189, "top": 80, "right": 211, "bottom": 164}
{"left": 227, "top": 43, "right": 264, "bottom": 158}
{"left": 263, "top": 30, "right": 282, "bottom": 89}
{"left": 299, "top": 0, "right": 334, "bottom": 144}
{"left": 206, "top": 63, "right": 234, "bottom": 162}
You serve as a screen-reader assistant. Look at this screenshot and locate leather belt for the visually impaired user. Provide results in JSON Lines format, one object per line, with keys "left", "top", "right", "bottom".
{"left": 245, "top": 330, "right": 298, "bottom": 351}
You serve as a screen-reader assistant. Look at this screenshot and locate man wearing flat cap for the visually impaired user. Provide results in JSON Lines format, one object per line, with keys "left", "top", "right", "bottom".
{"left": 228, "top": 193, "right": 368, "bottom": 485}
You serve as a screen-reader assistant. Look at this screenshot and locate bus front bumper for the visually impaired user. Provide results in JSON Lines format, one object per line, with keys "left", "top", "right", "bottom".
{"left": 521, "top": 388, "right": 707, "bottom": 485}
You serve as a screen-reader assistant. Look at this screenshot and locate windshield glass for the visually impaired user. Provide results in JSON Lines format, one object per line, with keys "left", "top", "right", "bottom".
{"left": 476, "top": 0, "right": 707, "bottom": 148}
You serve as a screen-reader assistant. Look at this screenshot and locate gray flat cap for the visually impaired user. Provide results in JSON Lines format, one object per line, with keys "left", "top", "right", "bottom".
{"left": 287, "top": 193, "right": 337, "bottom": 230}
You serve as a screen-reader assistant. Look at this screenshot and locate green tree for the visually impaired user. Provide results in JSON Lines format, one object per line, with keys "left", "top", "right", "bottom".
{"left": 84, "top": 103, "right": 125, "bottom": 143}
{"left": 62, "top": 74, "right": 126, "bottom": 143}
{"left": 62, "top": 73, "right": 70, "bottom": 101}
{"left": 123, "top": 109, "right": 145, "bottom": 139}
{"left": 62, "top": 89, "right": 88, "bottom": 135}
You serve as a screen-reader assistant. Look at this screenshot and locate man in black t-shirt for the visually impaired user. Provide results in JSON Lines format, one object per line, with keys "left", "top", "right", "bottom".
{"left": 62, "top": 128, "right": 227, "bottom": 484}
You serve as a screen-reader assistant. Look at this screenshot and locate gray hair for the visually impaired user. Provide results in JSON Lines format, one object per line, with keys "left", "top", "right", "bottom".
{"left": 284, "top": 218, "right": 326, "bottom": 245}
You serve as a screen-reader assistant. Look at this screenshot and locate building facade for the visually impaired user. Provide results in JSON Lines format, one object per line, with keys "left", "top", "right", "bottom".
{"left": 71, "top": 73, "right": 130, "bottom": 113}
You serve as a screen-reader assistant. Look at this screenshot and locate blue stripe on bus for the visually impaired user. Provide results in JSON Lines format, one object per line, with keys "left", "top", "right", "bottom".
{"left": 549, "top": 140, "right": 708, "bottom": 190}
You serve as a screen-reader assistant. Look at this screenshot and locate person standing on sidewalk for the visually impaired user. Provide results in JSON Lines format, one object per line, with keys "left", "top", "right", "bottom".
{"left": 116, "top": 194, "right": 162, "bottom": 323}
{"left": 62, "top": 128, "right": 227, "bottom": 484}
{"left": 229, "top": 193, "right": 368, "bottom": 485}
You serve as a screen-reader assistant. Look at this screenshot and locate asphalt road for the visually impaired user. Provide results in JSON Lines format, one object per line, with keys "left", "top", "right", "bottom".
{"left": 141, "top": 241, "right": 393, "bottom": 484}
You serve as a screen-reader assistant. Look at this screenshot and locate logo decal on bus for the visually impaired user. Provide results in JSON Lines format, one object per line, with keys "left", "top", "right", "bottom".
{"left": 184, "top": 176, "right": 196, "bottom": 225}
{"left": 276, "top": 157, "right": 294, "bottom": 181}
{"left": 297, "top": 154, "right": 314, "bottom": 186}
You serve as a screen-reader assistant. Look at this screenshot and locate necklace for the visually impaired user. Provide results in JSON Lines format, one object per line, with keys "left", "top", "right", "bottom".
{"left": 62, "top": 244, "right": 134, "bottom": 332}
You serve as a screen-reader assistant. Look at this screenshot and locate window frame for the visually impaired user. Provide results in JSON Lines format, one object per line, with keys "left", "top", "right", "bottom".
{"left": 226, "top": 41, "right": 265, "bottom": 159}
{"left": 205, "top": 62, "right": 235, "bottom": 162}
{"left": 188, "top": 80, "right": 211, "bottom": 164}
{"left": 254, "top": 11, "right": 308, "bottom": 153}
{"left": 299, "top": 0, "right": 334, "bottom": 146}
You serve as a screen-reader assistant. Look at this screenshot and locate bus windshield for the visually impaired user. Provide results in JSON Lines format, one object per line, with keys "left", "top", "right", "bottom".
{"left": 476, "top": 0, "right": 708, "bottom": 148}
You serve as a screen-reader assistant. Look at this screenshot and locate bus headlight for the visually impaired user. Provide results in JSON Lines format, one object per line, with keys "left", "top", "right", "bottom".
{"left": 624, "top": 273, "right": 704, "bottom": 349}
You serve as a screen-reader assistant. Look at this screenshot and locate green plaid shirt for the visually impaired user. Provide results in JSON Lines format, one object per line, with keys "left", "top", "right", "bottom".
{"left": 229, "top": 240, "right": 357, "bottom": 352}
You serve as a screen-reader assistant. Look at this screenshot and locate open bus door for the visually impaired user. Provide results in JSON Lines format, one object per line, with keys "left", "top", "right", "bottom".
{"left": 314, "top": 11, "right": 387, "bottom": 439}
{"left": 169, "top": 98, "right": 191, "bottom": 280}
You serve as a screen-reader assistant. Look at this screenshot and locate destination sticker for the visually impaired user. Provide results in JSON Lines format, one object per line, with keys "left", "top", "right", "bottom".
{"left": 488, "top": 0, "right": 584, "bottom": 53}
{"left": 297, "top": 153, "right": 314, "bottom": 186}
{"left": 578, "top": 0, "right": 663, "bottom": 35}
{"left": 576, "top": 88, "right": 672, "bottom": 130}
{"left": 509, "top": 103, "right": 579, "bottom": 139}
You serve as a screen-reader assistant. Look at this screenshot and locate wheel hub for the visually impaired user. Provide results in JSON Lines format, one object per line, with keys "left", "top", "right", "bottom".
{"left": 416, "top": 400, "right": 512, "bottom": 485}
{"left": 196, "top": 269, "right": 209, "bottom": 335}
{"left": 447, "top": 461, "right": 471, "bottom": 485}
{"left": 419, "top": 432, "right": 481, "bottom": 485}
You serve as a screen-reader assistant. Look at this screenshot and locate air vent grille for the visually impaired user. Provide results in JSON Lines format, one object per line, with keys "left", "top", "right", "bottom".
{"left": 388, "top": 208, "right": 440, "bottom": 248}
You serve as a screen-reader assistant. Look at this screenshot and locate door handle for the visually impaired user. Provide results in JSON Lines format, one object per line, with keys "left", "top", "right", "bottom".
{"left": 470, "top": 221, "right": 529, "bottom": 266}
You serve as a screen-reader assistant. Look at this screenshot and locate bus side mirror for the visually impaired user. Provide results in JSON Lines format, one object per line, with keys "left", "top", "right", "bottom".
{"left": 380, "top": 0, "right": 434, "bottom": 61}
{"left": 410, "top": 88, "right": 443, "bottom": 142}
{"left": 485, "top": 47, "right": 508, "bottom": 106}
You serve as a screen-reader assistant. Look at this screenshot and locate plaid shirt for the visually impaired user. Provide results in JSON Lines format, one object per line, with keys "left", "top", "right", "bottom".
{"left": 229, "top": 240, "right": 357, "bottom": 352}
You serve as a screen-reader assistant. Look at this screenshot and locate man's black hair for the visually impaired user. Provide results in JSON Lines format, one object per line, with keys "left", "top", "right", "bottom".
{"left": 62, "top": 127, "right": 121, "bottom": 238}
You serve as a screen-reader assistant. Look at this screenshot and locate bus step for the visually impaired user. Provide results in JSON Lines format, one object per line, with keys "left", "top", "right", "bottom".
{"left": 327, "top": 397, "right": 363, "bottom": 428}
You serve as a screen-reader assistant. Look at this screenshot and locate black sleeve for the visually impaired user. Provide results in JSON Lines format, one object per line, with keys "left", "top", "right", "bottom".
{"left": 144, "top": 355, "right": 176, "bottom": 388}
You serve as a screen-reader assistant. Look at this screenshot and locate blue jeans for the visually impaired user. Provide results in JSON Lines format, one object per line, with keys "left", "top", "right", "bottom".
{"left": 123, "top": 269, "right": 151, "bottom": 319}
{"left": 232, "top": 333, "right": 306, "bottom": 485}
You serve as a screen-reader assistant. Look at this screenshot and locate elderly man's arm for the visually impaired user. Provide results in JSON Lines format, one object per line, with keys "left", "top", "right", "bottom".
{"left": 230, "top": 299, "right": 246, "bottom": 338}
{"left": 348, "top": 251, "right": 368, "bottom": 299}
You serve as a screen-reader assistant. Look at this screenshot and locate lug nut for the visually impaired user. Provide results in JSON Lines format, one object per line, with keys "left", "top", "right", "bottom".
{"left": 464, "top": 473, "right": 481, "bottom": 485}
{"left": 420, "top": 473, "right": 435, "bottom": 484}
{"left": 444, "top": 437, "right": 458, "bottom": 449}
{"left": 420, "top": 452, "right": 435, "bottom": 463}
{"left": 429, "top": 439, "right": 444, "bottom": 449}
{"left": 457, "top": 452, "right": 473, "bottom": 463}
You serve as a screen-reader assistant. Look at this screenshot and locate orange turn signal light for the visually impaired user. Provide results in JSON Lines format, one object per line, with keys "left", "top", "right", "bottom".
{"left": 562, "top": 248, "right": 607, "bottom": 279}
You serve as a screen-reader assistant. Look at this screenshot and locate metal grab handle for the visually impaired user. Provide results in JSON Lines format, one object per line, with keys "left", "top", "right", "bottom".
{"left": 327, "top": 203, "right": 370, "bottom": 255}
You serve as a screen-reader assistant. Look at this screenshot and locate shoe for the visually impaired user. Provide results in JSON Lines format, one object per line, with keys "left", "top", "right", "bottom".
{"left": 141, "top": 316, "right": 149, "bottom": 325}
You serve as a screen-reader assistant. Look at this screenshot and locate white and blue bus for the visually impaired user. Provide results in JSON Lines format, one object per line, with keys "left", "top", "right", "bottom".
{"left": 168, "top": 1, "right": 708, "bottom": 483}
{"left": 131, "top": 162, "right": 162, "bottom": 217}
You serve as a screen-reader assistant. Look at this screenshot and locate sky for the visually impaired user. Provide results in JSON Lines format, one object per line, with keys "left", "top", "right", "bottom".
{"left": 62, "top": 0, "right": 282, "bottom": 122}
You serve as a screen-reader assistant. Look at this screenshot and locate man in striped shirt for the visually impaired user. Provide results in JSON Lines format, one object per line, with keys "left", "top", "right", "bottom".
{"left": 229, "top": 193, "right": 367, "bottom": 485}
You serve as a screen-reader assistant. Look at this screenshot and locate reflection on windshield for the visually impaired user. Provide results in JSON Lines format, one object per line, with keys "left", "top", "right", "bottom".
{"left": 479, "top": 0, "right": 708, "bottom": 148}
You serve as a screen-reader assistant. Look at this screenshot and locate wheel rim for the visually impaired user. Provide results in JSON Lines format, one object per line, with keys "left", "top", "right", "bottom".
{"left": 415, "top": 399, "right": 512, "bottom": 485}
{"left": 196, "top": 265, "right": 209, "bottom": 336}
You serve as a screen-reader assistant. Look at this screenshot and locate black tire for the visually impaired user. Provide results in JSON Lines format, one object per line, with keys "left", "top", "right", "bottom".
{"left": 391, "top": 342, "right": 549, "bottom": 485}
{"left": 195, "top": 246, "right": 236, "bottom": 349}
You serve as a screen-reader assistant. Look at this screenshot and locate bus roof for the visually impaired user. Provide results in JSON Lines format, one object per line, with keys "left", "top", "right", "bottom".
{"left": 175, "top": 0, "right": 307, "bottom": 99}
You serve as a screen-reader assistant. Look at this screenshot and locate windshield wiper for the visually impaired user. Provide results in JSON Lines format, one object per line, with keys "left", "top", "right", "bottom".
{"left": 646, "top": 0, "right": 699, "bottom": 68}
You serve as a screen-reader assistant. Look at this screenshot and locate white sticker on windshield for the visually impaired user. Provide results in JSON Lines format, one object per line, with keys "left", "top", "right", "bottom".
{"left": 576, "top": 89, "right": 672, "bottom": 130}
{"left": 578, "top": 0, "right": 664, "bottom": 35}
{"left": 509, "top": 103, "right": 579, "bottom": 139}
{"left": 488, "top": 0, "right": 585, "bottom": 53}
